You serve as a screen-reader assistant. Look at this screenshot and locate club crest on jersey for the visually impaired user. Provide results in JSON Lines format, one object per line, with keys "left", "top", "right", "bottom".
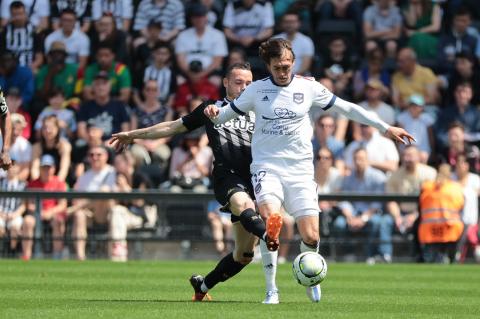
{"left": 293, "top": 93, "right": 304, "bottom": 104}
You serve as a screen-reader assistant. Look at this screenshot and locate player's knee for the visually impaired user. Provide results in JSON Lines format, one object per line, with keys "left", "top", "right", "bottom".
{"left": 233, "top": 251, "right": 254, "bottom": 265}
{"left": 229, "top": 195, "right": 254, "bottom": 215}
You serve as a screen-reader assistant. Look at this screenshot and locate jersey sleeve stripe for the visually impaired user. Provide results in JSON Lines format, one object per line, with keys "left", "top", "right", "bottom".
{"left": 323, "top": 95, "right": 337, "bottom": 111}
{"left": 231, "top": 101, "right": 246, "bottom": 116}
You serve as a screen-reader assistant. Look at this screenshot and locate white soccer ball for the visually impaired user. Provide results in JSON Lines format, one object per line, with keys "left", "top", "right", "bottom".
{"left": 292, "top": 252, "right": 327, "bottom": 287}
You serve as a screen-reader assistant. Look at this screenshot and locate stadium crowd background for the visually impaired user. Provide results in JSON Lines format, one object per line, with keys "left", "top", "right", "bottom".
{"left": 0, "top": 0, "right": 479, "bottom": 263}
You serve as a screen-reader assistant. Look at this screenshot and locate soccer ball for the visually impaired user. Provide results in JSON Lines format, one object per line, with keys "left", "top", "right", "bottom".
{"left": 292, "top": 252, "right": 327, "bottom": 287}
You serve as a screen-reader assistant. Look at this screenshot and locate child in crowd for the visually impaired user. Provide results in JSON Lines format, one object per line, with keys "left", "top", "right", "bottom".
{"left": 34, "top": 88, "right": 76, "bottom": 140}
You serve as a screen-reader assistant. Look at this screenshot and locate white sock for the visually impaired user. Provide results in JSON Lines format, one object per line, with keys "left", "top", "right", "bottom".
{"left": 200, "top": 281, "right": 209, "bottom": 293}
{"left": 300, "top": 240, "right": 319, "bottom": 253}
{"left": 260, "top": 240, "right": 278, "bottom": 292}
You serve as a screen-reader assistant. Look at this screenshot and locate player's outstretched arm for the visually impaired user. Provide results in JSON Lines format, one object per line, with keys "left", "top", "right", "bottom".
{"left": 331, "top": 97, "right": 415, "bottom": 144}
{"left": 109, "top": 119, "right": 187, "bottom": 153}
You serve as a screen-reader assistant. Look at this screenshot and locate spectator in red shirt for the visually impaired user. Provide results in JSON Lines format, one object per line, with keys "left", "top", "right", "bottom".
{"left": 173, "top": 60, "right": 219, "bottom": 116}
{"left": 22, "top": 155, "right": 67, "bottom": 260}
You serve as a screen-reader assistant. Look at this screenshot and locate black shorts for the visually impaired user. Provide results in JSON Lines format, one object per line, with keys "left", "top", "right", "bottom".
{"left": 212, "top": 165, "right": 254, "bottom": 223}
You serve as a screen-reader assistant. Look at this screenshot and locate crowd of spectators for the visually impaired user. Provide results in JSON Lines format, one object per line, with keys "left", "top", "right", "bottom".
{"left": 0, "top": 0, "right": 479, "bottom": 263}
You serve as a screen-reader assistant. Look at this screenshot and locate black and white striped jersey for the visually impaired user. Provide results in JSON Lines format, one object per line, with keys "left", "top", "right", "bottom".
{"left": 143, "top": 65, "right": 176, "bottom": 105}
{"left": 0, "top": 23, "right": 41, "bottom": 66}
{"left": 0, "top": 178, "right": 25, "bottom": 214}
{"left": 133, "top": 0, "right": 185, "bottom": 33}
{"left": 182, "top": 98, "right": 254, "bottom": 177}
{"left": 51, "top": 0, "right": 92, "bottom": 25}
{"left": 92, "top": 0, "right": 133, "bottom": 29}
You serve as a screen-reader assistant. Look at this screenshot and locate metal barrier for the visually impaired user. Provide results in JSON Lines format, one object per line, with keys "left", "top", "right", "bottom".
{"left": 0, "top": 190, "right": 421, "bottom": 201}
{"left": 0, "top": 190, "right": 420, "bottom": 259}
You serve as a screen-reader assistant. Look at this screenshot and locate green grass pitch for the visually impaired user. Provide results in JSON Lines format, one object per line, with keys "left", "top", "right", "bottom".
{"left": 1, "top": 260, "right": 479, "bottom": 319}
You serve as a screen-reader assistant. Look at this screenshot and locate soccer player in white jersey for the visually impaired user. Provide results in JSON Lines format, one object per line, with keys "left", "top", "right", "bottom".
{"left": 110, "top": 63, "right": 281, "bottom": 304}
{"left": 204, "top": 38, "right": 415, "bottom": 303}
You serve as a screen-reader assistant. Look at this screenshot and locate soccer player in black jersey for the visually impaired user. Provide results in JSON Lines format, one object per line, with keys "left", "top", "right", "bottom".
{"left": 110, "top": 63, "right": 279, "bottom": 302}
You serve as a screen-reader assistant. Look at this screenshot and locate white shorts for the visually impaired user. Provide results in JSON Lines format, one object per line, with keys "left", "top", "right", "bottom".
{"left": 0, "top": 216, "right": 23, "bottom": 230}
{"left": 251, "top": 168, "right": 319, "bottom": 219}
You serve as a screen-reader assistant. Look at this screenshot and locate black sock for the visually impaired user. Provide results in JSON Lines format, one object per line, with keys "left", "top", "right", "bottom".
{"left": 204, "top": 253, "right": 246, "bottom": 289}
{"left": 239, "top": 208, "right": 266, "bottom": 240}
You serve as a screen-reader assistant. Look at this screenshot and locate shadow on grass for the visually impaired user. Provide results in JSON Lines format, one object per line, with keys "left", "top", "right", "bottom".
{"left": 86, "top": 299, "right": 298, "bottom": 304}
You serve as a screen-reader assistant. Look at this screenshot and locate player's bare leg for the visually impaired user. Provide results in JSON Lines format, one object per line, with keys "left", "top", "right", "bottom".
{"left": 297, "top": 214, "right": 322, "bottom": 302}
{"left": 228, "top": 192, "right": 279, "bottom": 250}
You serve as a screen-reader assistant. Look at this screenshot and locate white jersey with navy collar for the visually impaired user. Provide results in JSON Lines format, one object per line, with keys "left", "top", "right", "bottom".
{"left": 219, "top": 75, "right": 336, "bottom": 174}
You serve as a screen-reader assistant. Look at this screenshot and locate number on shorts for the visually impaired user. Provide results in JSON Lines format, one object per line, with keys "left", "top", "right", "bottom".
{"left": 253, "top": 170, "right": 266, "bottom": 194}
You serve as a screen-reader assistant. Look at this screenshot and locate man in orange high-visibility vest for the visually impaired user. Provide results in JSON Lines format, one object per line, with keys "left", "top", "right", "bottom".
{"left": 418, "top": 164, "right": 465, "bottom": 263}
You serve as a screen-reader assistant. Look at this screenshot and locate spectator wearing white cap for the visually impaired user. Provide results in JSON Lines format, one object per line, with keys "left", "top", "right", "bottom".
{"left": 396, "top": 94, "right": 435, "bottom": 163}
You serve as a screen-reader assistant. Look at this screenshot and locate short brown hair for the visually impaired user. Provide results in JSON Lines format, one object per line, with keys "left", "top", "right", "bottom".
{"left": 259, "top": 38, "right": 295, "bottom": 65}
{"left": 225, "top": 62, "right": 251, "bottom": 78}
{"left": 448, "top": 120, "right": 465, "bottom": 131}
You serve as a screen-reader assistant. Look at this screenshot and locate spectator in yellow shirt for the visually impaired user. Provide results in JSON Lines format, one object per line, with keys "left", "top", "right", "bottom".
{"left": 391, "top": 48, "right": 440, "bottom": 112}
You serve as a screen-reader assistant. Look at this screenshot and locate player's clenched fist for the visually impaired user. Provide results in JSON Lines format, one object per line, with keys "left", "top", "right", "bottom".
{"left": 203, "top": 104, "right": 220, "bottom": 119}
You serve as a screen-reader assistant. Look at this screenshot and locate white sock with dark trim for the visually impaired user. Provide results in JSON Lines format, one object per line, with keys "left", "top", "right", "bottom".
{"left": 260, "top": 240, "right": 278, "bottom": 292}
